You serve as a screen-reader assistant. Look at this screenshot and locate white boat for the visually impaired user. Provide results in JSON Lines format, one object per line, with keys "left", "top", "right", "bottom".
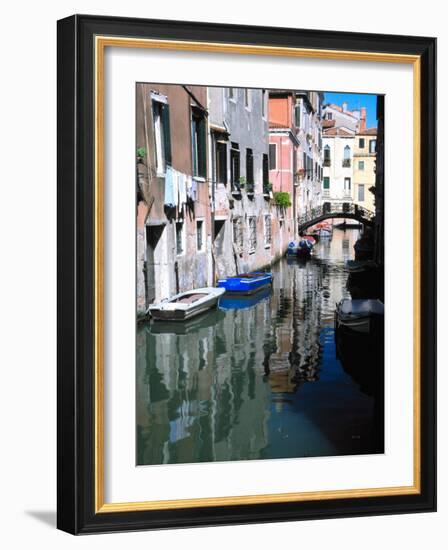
{"left": 147, "top": 287, "right": 225, "bottom": 321}
{"left": 335, "top": 298, "right": 384, "bottom": 334}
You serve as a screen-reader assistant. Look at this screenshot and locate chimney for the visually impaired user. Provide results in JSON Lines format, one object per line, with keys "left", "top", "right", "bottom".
{"left": 360, "top": 107, "right": 366, "bottom": 132}
{"left": 342, "top": 102, "right": 348, "bottom": 112}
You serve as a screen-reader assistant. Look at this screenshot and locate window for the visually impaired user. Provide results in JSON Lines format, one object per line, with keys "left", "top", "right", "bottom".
{"left": 358, "top": 184, "right": 365, "bottom": 202}
{"left": 191, "top": 107, "right": 207, "bottom": 178}
{"left": 262, "top": 90, "right": 266, "bottom": 118}
{"left": 358, "top": 160, "right": 365, "bottom": 171}
{"left": 152, "top": 99, "right": 172, "bottom": 174}
{"left": 323, "top": 145, "right": 331, "bottom": 166}
{"left": 229, "top": 87, "right": 235, "bottom": 100}
{"left": 175, "top": 222, "right": 184, "bottom": 255}
{"left": 246, "top": 148, "right": 254, "bottom": 191}
{"left": 344, "top": 177, "right": 351, "bottom": 191}
{"left": 214, "top": 135, "right": 227, "bottom": 184}
{"left": 248, "top": 216, "right": 257, "bottom": 253}
{"left": 196, "top": 220, "right": 204, "bottom": 251}
{"left": 232, "top": 217, "right": 243, "bottom": 249}
{"left": 269, "top": 143, "right": 277, "bottom": 170}
{"left": 244, "top": 88, "right": 250, "bottom": 109}
{"left": 343, "top": 145, "right": 351, "bottom": 167}
{"left": 262, "top": 154, "right": 269, "bottom": 193}
{"left": 264, "top": 215, "right": 272, "bottom": 246}
{"left": 369, "top": 139, "right": 377, "bottom": 153}
{"left": 230, "top": 142, "right": 240, "bottom": 189}
{"left": 359, "top": 138, "right": 365, "bottom": 149}
{"left": 323, "top": 177, "right": 330, "bottom": 189}
{"left": 327, "top": 112, "right": 333, "bottom": 120}
{"left": 294, "top": 103, "right": 301, "bottom": 127}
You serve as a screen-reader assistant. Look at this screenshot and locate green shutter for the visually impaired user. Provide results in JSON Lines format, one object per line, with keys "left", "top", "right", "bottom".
{"left": 197, "top": 116, "right": 207, "bottom": 177}
{"left": 161, "top": 104, "right": 172, "bottom": 165}
{"left": 218, "top": 142, "right": 227, "bottom": 183}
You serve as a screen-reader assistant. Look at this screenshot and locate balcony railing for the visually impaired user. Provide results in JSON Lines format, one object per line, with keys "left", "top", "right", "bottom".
{"left": 342, "top": 159, "right": 351, "bottom": 167}
{"left": 323, "top": 158, "right": 331, "bottom": 167}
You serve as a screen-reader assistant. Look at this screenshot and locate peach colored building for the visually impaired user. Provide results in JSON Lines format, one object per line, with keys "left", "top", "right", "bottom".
{"left": 268, "top": 91, "right": 300, "bottom": 242}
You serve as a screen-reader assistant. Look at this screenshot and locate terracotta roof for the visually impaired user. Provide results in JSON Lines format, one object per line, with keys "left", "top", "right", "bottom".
{"left": 323, "top": 127, "right": 355, "bottom": 136}
{"left": 358, "top": 127, "right": 377, "bottom": 135}
{"left": 323, "top": 119, "right": 336, "bottom": 128}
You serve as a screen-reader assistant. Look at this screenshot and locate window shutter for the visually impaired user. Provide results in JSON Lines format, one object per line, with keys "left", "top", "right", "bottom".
{"left": 263, "top": 154, "right": 269, "bottom": 185}
{"left": 198, "top": 117, "right": 206, "bottom": 177}
{"left": 217, "top": 142, "right": 227, "bottom": 183}
{"left": 161, "top": 104, "right": 172, "bottom": 165}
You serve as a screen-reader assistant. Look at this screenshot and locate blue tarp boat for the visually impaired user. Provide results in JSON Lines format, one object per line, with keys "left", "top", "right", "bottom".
{"left": 217, "top": 272, "right": 273, "bottom": 295}
{"left": 219, "top": 286, "right": 272, "bottom": 309}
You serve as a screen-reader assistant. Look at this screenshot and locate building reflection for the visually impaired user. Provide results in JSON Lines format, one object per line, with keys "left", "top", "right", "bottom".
{"left": 137, "top": 229, "right": 381, "bottom": 465}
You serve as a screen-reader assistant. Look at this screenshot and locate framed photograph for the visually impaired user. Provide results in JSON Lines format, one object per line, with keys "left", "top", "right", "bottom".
{"left": 57, "top": 14, "right": 436, "bottom": 534}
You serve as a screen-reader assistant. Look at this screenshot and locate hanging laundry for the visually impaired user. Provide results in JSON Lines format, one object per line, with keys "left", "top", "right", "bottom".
{"left": 186, "top": 175, "right": 193, "bottom": 202}
{"left": 164, "top": 165, "right": 177, "bottom": 208}
{"left": 191, "top": 178, "right": 198, "bottom": 202}
{"left": 178, "top": 172, "right": 187, "bottom": 206}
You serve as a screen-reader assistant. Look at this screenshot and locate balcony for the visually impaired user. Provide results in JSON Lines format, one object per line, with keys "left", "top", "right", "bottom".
{"left": 342, "top": 159, "right": 351, "bottom": 168}
{"left": 323, "top": 158, "right": 331, "bottom": 167}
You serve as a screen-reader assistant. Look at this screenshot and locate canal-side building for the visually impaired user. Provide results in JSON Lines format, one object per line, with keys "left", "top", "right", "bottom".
{"left": 136, "top": 83, "right": 212, "bottom": 316}
{"left": 353, "top": 122, "right": 377, "bottom": 212}
{"left": 323, "top": 102, "right": 361, "bottom": 132}
{"left": 322, "top": 123, "right": 356, "bottom": 204}
{"left": 208, "top": 87, "right": 279, "bottom": 278}
{"left": 295, "top": 91, "right": 324, "bottom": 219}
{"left": 268, "top": 90, "right": 301, "bottom": 245}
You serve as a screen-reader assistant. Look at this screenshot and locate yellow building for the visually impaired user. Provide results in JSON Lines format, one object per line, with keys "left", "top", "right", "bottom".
{"left": 353, "top": 128, "right": 377, "bottom": 212}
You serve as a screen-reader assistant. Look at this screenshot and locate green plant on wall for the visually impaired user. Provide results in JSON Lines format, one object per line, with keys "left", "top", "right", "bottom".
{"left": 137, "top": 147, "right": 147, "bottom": 159}
{"left": 238, "top": 176, "right": 247, "bottom": 188}
{"left": 273, "top": 191, "right": 292, "bottom": 208}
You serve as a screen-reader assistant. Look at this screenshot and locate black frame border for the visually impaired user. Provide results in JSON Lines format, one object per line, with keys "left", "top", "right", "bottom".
{"left": 57, "top": 14, "right": 436, "bottom": 534}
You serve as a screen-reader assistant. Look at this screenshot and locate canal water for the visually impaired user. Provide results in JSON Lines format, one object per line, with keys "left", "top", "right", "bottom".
{"left": 136, "top": 228, "right": 384, "bottom": 466}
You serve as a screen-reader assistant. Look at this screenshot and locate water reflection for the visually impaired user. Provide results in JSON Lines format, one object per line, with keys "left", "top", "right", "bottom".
{"left": 137, "top": 229, "right": 384, "bottom": 465}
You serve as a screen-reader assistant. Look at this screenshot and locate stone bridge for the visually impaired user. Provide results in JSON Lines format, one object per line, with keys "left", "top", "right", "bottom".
{"left": 298, "top": 201, "right": 375, "bottom": 233}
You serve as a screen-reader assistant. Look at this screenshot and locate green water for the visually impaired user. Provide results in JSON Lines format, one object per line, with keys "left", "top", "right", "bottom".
{"left": 136, "top": 229, "right": 383, "bottom": 465}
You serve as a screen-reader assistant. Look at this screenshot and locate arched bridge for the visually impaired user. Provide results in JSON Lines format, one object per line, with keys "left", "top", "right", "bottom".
{"left": 298, "top": 201, "right": 375, "bottom": 233}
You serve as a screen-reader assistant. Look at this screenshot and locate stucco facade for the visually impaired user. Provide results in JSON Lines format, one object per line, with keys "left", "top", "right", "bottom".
{"left": 353, "top": 129, "right": 377, "bottom": 212}
{"left": 322, "top": 128, "right": 356, "bottom": 203}
{"left": 208, "top": 87, "right": 284, "bottom": 278}
{"left": 136, "top": 83, "right": 212, "bottom": 316}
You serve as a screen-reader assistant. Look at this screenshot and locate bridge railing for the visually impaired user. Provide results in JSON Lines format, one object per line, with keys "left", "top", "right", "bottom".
{"left": 297, "top": 201, "right": 375, "bottom": 228}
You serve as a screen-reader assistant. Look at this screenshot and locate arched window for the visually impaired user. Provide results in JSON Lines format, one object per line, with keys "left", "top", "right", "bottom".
{"left": 343, "top": 145, "right": 351, "bottom": 167}
{"left": 344, "top": 145, "right": 351, "bottom": 159}
{"left": 323, "top": 145, "right": 331, "bottom": 166}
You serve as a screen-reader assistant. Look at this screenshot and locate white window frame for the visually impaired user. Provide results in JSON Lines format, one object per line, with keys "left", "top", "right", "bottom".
{"left": 175, "top": 221, "right": 185, "bottom": 256}
{"left": 264, "top": 214, "right": 272, "bottom": 248}
{"left": 248, "top": 216, "right": 257, "bottom": 254}
{"left": 152, "top": 101, "right": 165, "bottom": 176}
{"left": 196, "top": 219, "right": 205, "bottom": 252}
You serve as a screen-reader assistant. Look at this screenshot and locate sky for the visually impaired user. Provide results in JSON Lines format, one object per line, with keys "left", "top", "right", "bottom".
{"left": 323, "top": 92, "right": 378, "bottom": 128}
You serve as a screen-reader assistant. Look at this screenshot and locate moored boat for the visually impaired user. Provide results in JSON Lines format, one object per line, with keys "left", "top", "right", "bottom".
{"left": 217, "top": 271, "right": 273, "bottom": 295}
{"left": 296, "top": 238, "right": 314, "bottom": 258}
{"left": 335, "top": 298, "right": 384, "bottom": 334}
{"left": 147, "top": 287, "right": 225, "bottom": 321}
{"left": 287, "top": 241, "right": 299, "bottom": 255}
